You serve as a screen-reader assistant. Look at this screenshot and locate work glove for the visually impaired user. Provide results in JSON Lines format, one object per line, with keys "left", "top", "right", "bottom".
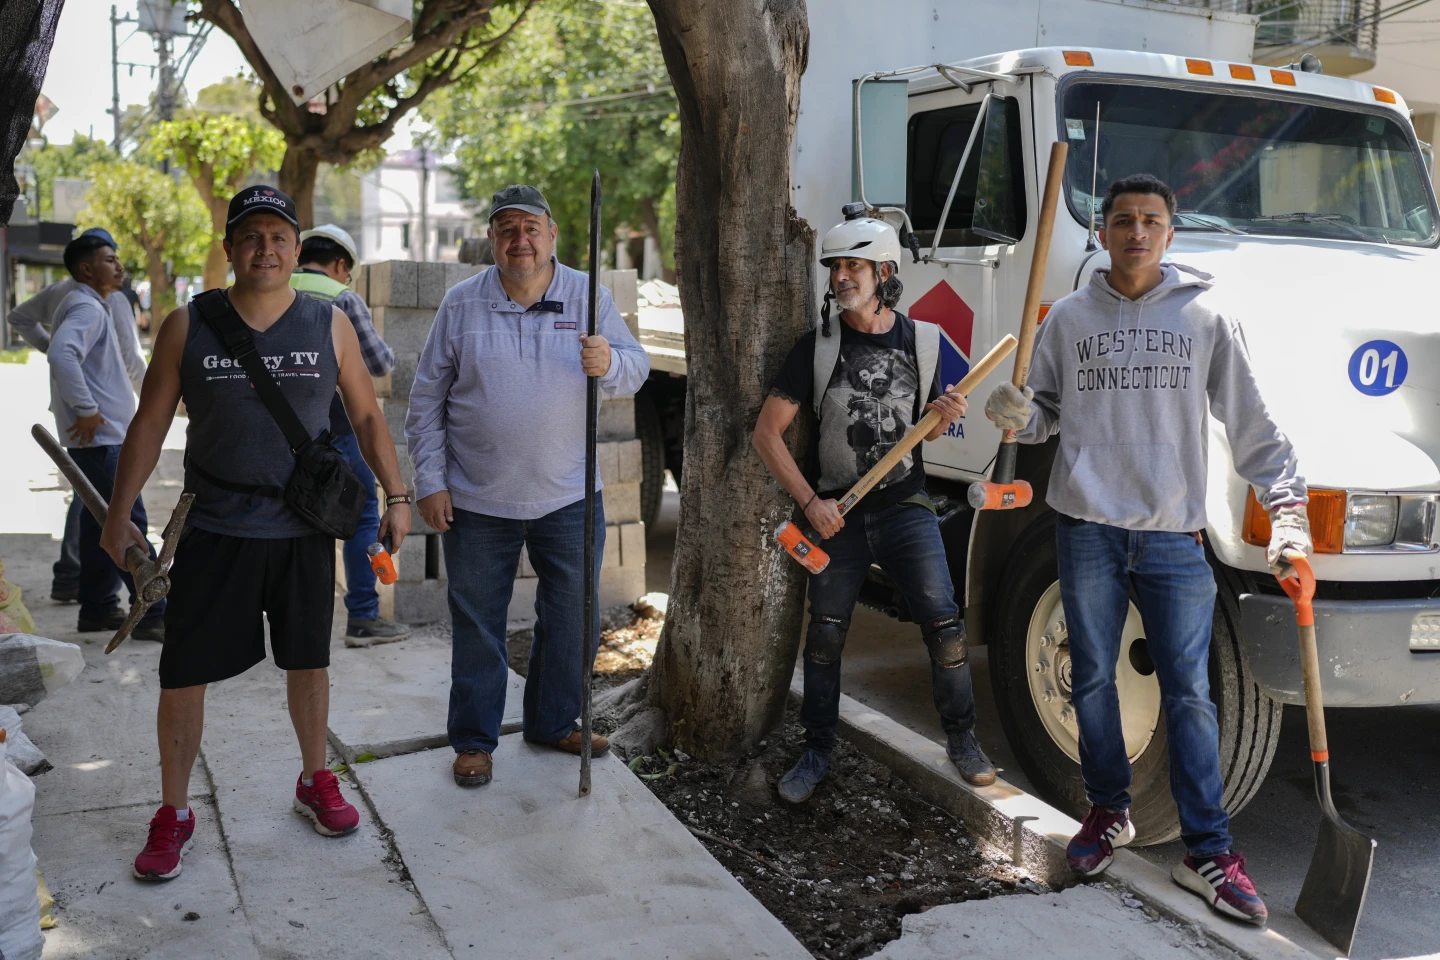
{"left": 983, "top": 382, "right": 1033, "bottom": 432}
{"left": 1266, "top": 503, "right": 1311, "bottom": 579}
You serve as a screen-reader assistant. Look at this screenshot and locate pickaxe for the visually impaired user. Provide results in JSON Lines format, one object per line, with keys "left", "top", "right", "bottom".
{"left": 966, "top": 141, "right": 1068, "bottom": 512}
{"left": 31, "top": 424, "right": 192, "bottom": 653}
{"left": 775, "top": 334, "right": 1017, "bottom": 574}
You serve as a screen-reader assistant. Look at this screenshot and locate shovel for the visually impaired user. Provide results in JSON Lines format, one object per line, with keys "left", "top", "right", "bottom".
{"left": 1276, "top": 554, "right": 1375, "bottom": 955}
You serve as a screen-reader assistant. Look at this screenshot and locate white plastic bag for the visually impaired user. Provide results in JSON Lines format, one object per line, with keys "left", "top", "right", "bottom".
{"left": 0, "top": 707, "right": 46, "bottom": 776}
{"left": 0, "top": 634, "right": 85, "bottom": 708}
{"left": 0, "top": 732, "right": 43, "bottom": 960}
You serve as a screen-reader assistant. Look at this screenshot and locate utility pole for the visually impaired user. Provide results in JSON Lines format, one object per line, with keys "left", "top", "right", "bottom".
{"left": 418, "top": 147, "right": 430, "bottom": 262}
{"left": 110, "top": 6, "right": 122, "bottom": 151}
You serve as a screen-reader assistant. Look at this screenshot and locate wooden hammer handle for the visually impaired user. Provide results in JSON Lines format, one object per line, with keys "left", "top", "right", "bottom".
{"left": 836, "top": 334, "right": 1017, "bottom": 516}
{"left": 1012, "top": 141, "right": 1068, "bottom": 392}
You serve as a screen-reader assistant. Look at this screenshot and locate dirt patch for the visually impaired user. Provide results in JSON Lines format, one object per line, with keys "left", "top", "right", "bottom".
{"left": 508, "top": 605, "right": 1045, "bottom": 958}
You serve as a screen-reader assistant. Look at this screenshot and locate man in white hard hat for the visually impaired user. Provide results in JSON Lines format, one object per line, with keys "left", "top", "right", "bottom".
{"left": 292, "top": 223, "right": 411, "bottom": 645}
{"left": 752, "top": 208, "right": 996, "bottom": 803}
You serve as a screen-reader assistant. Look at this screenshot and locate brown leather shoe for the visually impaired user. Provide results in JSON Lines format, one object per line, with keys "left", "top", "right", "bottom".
{"left": 452, "top": 750, "right": 492, "bottom": 787}
{"left": 548, "top": 729, "right": 610, "bottom": 756}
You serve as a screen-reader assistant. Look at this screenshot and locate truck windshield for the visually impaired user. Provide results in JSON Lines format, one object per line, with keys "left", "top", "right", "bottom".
{"left": 1060, "top": 80, "right": 1439, "bottom": 247}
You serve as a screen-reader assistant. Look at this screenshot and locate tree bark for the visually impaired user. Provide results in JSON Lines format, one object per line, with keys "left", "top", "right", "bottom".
{"left": 279, "top": 147, "right": 321, "bottom": 227}
{"left": 202, "top": 197, "right": 228, "bottom": 290}
{"left": 624, "top": 0, "right": 814, "bottom": 761}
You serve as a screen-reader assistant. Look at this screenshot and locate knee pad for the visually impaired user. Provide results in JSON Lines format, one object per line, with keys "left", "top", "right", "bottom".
{"left": 924, "top": 615, "right": 968, "bottom": 668}
{"left": 804, "top": 614, "right": 849, "bottom": 665}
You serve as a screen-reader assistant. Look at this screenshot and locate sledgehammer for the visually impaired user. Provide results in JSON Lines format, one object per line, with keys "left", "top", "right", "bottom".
{"left": 31, "top": 424, "right": 193, "bottom": 653}
{"left": 775, "top": 334, "right": 1017, "bottom": 574}
{"left": 966, "top": 141, "right": 1069, "bottom": 512}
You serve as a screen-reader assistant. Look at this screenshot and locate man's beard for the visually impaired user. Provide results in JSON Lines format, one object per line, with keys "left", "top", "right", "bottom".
{"left": 835, "top": 287, "right": 876, "bottom": 311}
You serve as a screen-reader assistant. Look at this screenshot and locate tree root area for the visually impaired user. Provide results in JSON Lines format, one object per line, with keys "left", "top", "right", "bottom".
{"left": 507, "top": 609, "right": 1045, "bottom": 957}
{"left": 635, "top": 707, "right": 1046, "bottom": 959}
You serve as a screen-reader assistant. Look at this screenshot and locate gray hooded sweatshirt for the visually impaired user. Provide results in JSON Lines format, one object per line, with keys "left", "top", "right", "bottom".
{"left": 1016, "top": 263, "right": 1305, "bottom": 532}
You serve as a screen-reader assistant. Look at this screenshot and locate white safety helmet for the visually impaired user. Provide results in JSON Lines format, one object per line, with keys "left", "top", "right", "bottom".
{"left": 299, "top": 223, "right": 360, "bottom": 267}
{"left": 818, "top": 216, "right": 902, "bottom": 267}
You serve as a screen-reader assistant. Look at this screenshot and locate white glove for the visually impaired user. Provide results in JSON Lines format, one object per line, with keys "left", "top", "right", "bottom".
{"left": 1266, "top": 503, "right": 1311, "bottom": 577}
{"left": 984, "top": 383, "right": 1033, "bottom": 432}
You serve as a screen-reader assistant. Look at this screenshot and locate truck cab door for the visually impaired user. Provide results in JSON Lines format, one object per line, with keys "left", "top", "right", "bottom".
{"left": 902, "top": 85, "right": 1032, "bottom": 479}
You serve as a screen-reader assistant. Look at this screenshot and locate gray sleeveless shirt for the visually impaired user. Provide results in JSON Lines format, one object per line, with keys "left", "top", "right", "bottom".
{"left": 182, "top": 292, "right": 339, "bottom": 538}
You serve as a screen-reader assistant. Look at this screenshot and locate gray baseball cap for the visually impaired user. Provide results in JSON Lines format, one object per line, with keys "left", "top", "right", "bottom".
{"left": 489, "top": 184, "right": 551, "bottom": 221}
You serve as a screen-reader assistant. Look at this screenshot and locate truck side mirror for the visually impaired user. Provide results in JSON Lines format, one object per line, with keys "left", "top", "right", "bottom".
{"left": 971, "top": 99, "right": 1024, "bottom": 245}
{"left": 852, "top": 79, "right": 908, "bottom": 208}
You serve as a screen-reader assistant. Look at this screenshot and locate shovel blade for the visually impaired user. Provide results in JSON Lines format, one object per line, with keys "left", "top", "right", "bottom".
{"left": 1295, "top": 816, "right": 1376, "bottom": 956}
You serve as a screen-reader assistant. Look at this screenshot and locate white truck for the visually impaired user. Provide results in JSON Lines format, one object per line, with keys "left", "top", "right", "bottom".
{"left": 637, "top": 0, "right": 1440, "bottom": 843}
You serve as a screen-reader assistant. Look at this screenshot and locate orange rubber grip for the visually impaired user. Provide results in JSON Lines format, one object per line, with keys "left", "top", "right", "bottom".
{"left": 368, "top": 544, "right": 398, "bottom": 585}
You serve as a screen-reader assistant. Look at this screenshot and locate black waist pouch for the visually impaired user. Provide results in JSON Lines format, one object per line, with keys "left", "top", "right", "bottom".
{"left": 286, "top": 431, "right": 363, "bottom": 540}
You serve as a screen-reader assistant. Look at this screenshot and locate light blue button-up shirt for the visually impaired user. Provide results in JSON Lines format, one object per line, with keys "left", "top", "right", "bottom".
{"left": 405, "top": 261, "right": 649, "bottom": 519}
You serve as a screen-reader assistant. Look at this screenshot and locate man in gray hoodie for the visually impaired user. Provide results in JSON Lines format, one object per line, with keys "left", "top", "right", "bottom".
{"left": 984, "top": 175, "right": 1310, "bottom": 926}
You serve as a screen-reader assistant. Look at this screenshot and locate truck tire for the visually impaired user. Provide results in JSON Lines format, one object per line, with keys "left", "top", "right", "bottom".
{"left": 988, "top": 515, "right": 1281, "bottom": 845}
{"left": 635, "top": 390, "right": 666, "bottom": 529}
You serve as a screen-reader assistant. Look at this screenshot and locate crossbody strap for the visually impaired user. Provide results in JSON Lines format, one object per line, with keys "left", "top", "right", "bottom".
{"left": 192, "top": 288, "right": 313, "bottom": 454}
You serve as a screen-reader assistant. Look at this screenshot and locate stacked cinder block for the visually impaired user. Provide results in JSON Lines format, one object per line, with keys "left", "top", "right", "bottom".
{"left": 351, "top": 261, "right": 648, "bottom": 628}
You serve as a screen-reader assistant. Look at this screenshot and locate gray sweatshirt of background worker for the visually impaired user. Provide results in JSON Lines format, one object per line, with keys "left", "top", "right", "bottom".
{"left": 8, "top": 279, "right": 145, "bottom": 392}
{"left": 1013, "top": 263, "right": 1305, "bottom": 532}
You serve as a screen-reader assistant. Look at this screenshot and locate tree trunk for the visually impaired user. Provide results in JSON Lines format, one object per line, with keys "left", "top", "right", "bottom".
{"left": 278, "top": 146, "right": 321, "bottom": 228}
{"left": 203, "top": 197, "right": 229, "bottom": 290}
{"left": 144, "top": 248, "right": 174, "bottom": 325}
{"left": 638, "top": 196, "right": 675, "bottom": 284}
{"left": 622, "top": 0, "right": 814, "bottom": 762}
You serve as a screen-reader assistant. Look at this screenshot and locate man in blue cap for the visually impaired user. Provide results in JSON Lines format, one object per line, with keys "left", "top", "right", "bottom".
{"left": 47, "top": 230, "right": 165, "bottom": 641}
{"left": 9, "top": 227, "right": 148, "bottom": 605}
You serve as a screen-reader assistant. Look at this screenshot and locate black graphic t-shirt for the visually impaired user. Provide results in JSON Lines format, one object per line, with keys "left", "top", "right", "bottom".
{"left": 769, "top": 312, "right": 939, "bottom": 513}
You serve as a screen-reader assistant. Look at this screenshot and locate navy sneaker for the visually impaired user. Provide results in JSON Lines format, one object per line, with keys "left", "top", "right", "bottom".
{"left": 1067, "top": 805, "right": 1135, "bottom": 876}
{"left": 946, "top": 729, "right": 996, "bottom": 786}
{"left": 1173, "top": 851, "right": 1268, "bottom": 925}
{"left": 777, "top": 749, "right": 829, "bottom": 804}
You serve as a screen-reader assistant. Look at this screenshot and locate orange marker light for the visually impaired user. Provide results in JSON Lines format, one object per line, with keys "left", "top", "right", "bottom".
{"left": 1374, "top": 86, "right": 1398, "bottom": 104}
{"left": 1271, "top": 69, "right": 1296, "bottom": 86}
{"left": 1186, "top": 59, "right": 1214, "bottom": 76}
{"left": 1243, "top": 490, "right": 1345, "bottom": 554}
{"left": 1063, "top": 50, "right": 1094, "bottom": 67}
{"left": 1229, "top": 64, "right": 1256, "bottom": 81}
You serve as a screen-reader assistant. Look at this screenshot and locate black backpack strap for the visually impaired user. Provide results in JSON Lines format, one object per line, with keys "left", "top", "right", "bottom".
{"left": 192, "top": 288, "right": 314, "bottom": 454}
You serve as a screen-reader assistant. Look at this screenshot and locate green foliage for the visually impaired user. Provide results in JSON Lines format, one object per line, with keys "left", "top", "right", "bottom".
{"left": 144, "top": 113, "right": 286, "bottom": 201}
{"left": 423, "top": 0, "right": 678, "bottom": 267}
{"left": 78, "top": 160, "right": 211, "bottom": 314}
{"left": 29, "top": 136, "right": 118, "bottom": 219}
{"left": 192, "top": 74, "right": 264, "bottom": 120}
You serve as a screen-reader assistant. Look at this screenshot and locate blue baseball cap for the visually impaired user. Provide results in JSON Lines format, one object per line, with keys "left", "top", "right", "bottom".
{"left": 79, "top": 227, "right": 117, "bottom": 252}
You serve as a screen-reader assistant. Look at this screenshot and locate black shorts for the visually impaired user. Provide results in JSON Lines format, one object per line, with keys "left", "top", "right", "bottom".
{"left": 160, "top": 528, "right": 336, "bottom": 689}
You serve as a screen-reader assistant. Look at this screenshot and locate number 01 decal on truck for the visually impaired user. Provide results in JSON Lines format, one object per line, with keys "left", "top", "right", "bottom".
{"left": 1348, "top": 340, "right": 1408, "bottom": 396}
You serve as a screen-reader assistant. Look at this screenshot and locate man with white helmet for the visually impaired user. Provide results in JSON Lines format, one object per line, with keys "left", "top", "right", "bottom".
{"left": 752, "top": 207, "right": 996, "bottom": 802}
{"left": 292, "top": 223, "right": 410, "bottom": 645}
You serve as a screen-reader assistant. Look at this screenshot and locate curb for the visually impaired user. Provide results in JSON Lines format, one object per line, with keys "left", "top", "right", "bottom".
{"left": 796, "top": 676, "right": 1338, "bottom": 960}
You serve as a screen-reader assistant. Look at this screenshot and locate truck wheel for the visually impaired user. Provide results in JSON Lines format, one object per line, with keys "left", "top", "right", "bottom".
{"left": 635, "top": 390, "right": 665, "bottom": 529}
{"left": 989, "top": 516, "right": 1281, "bottom": 845}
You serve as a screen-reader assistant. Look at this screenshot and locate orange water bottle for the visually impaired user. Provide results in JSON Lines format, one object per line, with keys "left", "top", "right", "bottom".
{"left": 367, "top": 539, "right": 398, "bottom": 585}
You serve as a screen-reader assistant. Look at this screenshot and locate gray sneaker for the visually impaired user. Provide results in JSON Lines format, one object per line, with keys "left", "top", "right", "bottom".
{"left": 947, "top": 729, "right": 997, "bottom": 786}
{"left": 344, "top": 618, "right": 411, "bottom": 648}
{"left": 777, "top": 749, "right": 830, "bottom": 804}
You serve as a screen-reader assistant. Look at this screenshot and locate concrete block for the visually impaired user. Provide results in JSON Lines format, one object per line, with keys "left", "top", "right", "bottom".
{"left": 598, "top": 439, "right": 622, "bottom": 486}
{"left": 601, "top": 268, "right": 639, "bottom": 316}
{"left": 618, "top": 521, "right": 646, "bottom": 568}
{"left": 603, "top": 522, "right": 621, "bottom": 567}
{"left": 417, "top": 261, "right": 448, "bottom": 310}
{"left": 598, "top": 396, "right": 635, "bottom": 441}
{"left": 616, "top": 437, "right": 642, "bottom": 483}
{"left": 353, "top": 739, "right": 811, "bottom": 960}
{"left": 389, "top": 350, "right": 418, "bottom": 403}
{"left": 395, "top": 578, "right": 450, "bottom": 625}
{"left": 370, "top": 371, "right": 392, "bottom": 400}
{"left": 601, "top": 563, "right": 644, "bottom": 609}
{"left": 602, "top": 480, "right": 641, "bottom": 525}
{"left": 367, "top": 260, "right": 417, "bottom": 308}
{"left": 444, "top": 261, "right": 480, "bottom": 292}
{"left": 329, "top": 634, "right": 526, "bottom": 760}
{"left": 370, "top": 305, "right": 437, "bottom": 356}
{"left": 351, "top": 263, "right": 370, "bottom": 302}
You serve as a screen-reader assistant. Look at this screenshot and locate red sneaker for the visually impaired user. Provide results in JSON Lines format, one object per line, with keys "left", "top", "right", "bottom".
{"left": 133, "top": 806, "right": 196, "bottom": 880}
{"left": 293, "top": 770, "right": 360, "bottom": 837}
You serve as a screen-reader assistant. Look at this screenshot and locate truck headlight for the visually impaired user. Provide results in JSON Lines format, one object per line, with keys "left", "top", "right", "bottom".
{"left": 1345, "top": 495, "right": 1397, "bottom": 547}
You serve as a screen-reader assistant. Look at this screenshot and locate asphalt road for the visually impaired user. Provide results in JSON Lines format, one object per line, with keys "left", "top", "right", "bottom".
{"left": 645, "top": 485, "right": 1440, "bottom": 960}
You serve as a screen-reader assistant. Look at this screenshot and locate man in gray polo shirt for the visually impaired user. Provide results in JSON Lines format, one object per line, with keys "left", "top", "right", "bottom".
{"left": 407, "top": 184, "right": 649, "bottom": 788}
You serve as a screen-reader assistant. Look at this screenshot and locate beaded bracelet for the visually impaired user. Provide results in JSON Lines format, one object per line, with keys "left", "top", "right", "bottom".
{"left": 385, "top": 494, "right": 413, "bottom": 506}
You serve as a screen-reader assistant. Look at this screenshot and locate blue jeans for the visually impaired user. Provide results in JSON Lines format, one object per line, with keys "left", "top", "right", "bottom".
{"left": 1055, "top": 516, "right": 1230, "bottom": 856}
{"left": 801, "top": 500, "right": 976, "bottom": 755}
{"left": 70, "top": 445, "right": 165, "bottom": 624}
{"left": 332, "top": 430, "right": 380, "bottom": 621}
{"left": 52, "top": 497, "right": 81, "bottom": 589}
{"left": 442, "top": 498, "right": 605, "bottom": 754}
